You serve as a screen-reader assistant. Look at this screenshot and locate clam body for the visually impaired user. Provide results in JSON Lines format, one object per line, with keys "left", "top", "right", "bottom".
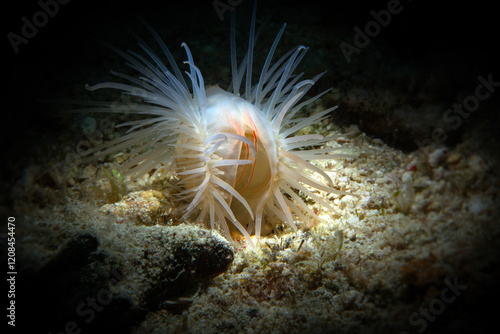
{"left": 83, "top": 6, "right": 351, "bottom": 245}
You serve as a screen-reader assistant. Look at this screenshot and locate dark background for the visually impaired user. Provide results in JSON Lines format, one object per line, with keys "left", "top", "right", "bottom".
{"left": 3, "top": 0, "right": 499, "bottom": 168}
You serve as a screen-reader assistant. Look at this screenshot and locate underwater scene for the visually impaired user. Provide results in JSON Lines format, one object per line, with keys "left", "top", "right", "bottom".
{"left": 3, "top": 0, "right": 499, "bottom": 333}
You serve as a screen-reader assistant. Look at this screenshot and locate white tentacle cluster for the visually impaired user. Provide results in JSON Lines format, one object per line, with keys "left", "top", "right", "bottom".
{"left": 81, "top": 4, "right": 353, "bottom": 246}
